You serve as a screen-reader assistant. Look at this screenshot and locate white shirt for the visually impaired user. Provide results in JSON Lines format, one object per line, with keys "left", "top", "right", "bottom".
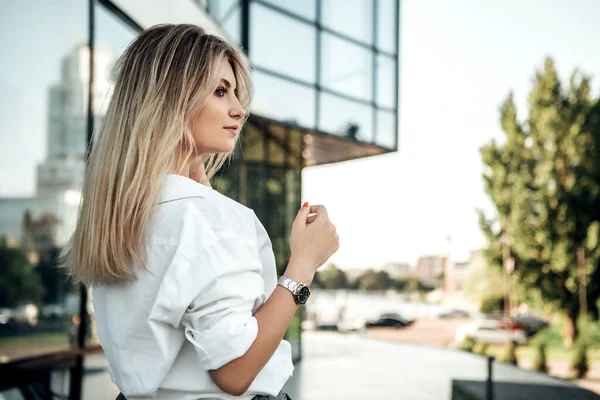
{"left": 92, "top": 174, "right": 294, "bottom": 399}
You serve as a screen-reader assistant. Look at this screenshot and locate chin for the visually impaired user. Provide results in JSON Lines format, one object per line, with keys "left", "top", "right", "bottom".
{"left": 212, "top": 141, "right": 236, "bottom": 154}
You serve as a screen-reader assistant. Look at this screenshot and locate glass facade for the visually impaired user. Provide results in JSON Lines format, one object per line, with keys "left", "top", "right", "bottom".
{"left": 0, "top": 0, "right": 399, "bottom": 397}
{"left": 250, "top": 0, "right": 400, "bottom": 149}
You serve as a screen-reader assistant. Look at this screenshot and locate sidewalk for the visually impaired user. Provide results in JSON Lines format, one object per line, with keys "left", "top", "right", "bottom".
{"left": 282, "top": 331, "right": 600, "bottom": 400}
{"left": 79, "top": 330, "right": 600, "bottom": 399}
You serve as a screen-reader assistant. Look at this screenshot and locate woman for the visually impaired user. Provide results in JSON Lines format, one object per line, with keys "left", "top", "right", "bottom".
{"left": 62, "top": 24, "right": 339, "bottom": 400}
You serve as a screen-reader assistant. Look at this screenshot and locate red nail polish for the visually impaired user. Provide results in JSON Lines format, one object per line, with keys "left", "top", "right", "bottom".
{"left": 302, "top": 202, "right": 309, "bottom": 208}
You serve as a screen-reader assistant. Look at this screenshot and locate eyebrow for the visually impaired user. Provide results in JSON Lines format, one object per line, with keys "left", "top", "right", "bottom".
{"left": 220, "top": 78, "right": 235, "bottom": 89}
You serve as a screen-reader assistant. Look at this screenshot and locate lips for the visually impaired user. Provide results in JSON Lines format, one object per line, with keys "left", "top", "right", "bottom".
{"left": 224, "top": 125, "right": 239, "bottom": 136}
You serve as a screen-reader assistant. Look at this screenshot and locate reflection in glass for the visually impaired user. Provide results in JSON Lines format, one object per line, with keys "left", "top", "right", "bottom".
{"left": 208, "top": 0, "right": 239, "bottom": 21}
{"left": 0, "top": 0, "right": 89, "bottom": 362}
{"left": 377, "top": 0, "right": 397, "bottom": 54}
{"left": 221, "top": 4, "right": 241, "bottom": 44}
{"left": 377, "top": 110, "right": 397, "bottom": 149}
{"left": 252, "top": 72, "right": 316, "bottom": 128}
{"left": 321, "top": 0, "right": 373, "bottom": 44}
{"left": 213, "top": 159, "right": 240, "bottom": 201}
{"left": 258, "top": 0, "right": 316, "bottom": 20}
{"left": 241, "top": 123, "right": 266, "bottom": 162}
{"left": 321, "top": 33, "right": 373, "bottom": 100}
{"left": 268, "top": 133, "right": 287, "bottom": 166}
{"left": 265, "top": 167, "right": 287, "bottom": 275}
{"left": 251, "top": 3, "right": 316, "bottom": 83}
{"left": 319, "top": 93, "right": 373, "bottom": 143}
{"left": 245, "top": 164, "right": 265, "bottom": 224}
{"left": 377, "top": 54, "right": 396, "bottom": 109}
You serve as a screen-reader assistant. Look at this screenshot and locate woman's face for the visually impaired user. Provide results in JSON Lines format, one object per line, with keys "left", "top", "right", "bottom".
{"left": 191, "top": 59, "right": 245, "bottom": 155}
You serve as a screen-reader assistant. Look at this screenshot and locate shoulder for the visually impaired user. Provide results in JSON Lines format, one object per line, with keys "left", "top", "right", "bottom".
{"left": 148, "top": 176, "right": 256, "bottom": 251}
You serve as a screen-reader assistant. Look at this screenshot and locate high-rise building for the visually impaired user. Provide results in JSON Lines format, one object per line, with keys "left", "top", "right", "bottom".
{"left": 416, "top": 255, "right": 446, "bottom": 287}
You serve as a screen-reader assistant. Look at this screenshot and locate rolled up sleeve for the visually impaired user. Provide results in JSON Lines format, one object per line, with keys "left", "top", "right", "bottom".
{"left": 180, "top": 233, "right": 265, "bottom": 371}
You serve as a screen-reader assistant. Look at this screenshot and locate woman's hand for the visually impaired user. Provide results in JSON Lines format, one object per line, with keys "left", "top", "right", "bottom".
{"left": 189, "top": 162, "right": 211, "bottom": 187}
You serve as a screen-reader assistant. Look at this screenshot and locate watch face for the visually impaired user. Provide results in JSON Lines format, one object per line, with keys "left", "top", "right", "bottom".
{"left": 297, "top": 286, "right": 310, "bottom": 304}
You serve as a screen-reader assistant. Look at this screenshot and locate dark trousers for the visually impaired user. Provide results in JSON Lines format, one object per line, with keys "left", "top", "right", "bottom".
{"left": 117, "top": 392, "right": 292, "bottom": 399}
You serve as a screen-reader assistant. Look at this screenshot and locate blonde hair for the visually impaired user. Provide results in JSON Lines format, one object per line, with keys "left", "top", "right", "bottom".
{"left": 61, "top": 24, "right": 253, "bottom": 286}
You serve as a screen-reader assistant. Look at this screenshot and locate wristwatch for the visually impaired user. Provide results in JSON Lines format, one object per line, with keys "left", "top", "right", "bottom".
{"left": 277, "top": 276, "right": 311, "bottom": 305}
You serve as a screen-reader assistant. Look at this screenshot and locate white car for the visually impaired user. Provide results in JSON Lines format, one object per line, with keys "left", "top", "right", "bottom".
{"left": 455, "top": 318, "right": 528, "bottom": 345}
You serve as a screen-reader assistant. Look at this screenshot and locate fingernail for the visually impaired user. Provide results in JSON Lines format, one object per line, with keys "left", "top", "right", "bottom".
{"left": 302, "top": 202, "right": 309, "bottom": 208}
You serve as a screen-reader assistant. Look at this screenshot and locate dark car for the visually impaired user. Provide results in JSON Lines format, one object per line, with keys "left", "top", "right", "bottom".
{"left": 486, "top": 312, "right": 549, "bottom": 337}
{"left": 439, "top": 309, "right": 471, "bottom": 319}
{"left": 364, "top": 313, "right": 414, "bottom": 329}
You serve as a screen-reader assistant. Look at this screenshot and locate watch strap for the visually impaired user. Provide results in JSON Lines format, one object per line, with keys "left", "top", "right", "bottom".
{"left": 277, "top": 276, "right": 302, "bottom": 295}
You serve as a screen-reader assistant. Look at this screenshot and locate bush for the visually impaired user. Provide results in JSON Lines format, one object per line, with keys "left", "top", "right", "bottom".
{"left": 532, "top": 342, "right": 549, "bottom": 373}
{"left": 571, "top": 340, "right": 589, "bottom": 379}
{"left": 459, "top": 337, "right": 476, "bottom": 352}
{"left": 479, "top": 294, "right": 505, "bottom": 314}
{"left": 499, "top": 340, "right": 518, "bottom": 365}
{"left": 473, "top": 341, "right": 489, "bottom": 356}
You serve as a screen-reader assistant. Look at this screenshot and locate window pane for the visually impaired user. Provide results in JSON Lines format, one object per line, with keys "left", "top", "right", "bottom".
{"left": 222, "top": 4, "right": 241, "bottom": 44}
{"left": 252, "top": 72, "right": 316, "bottom": 129}
{"left": 267, "top": 126, "right": 287, "bottom": 166}
{"left": 246, "top": 164, "right": 265, "bottom": 221}
{"left": 259, "top": 0, "right": 316, "bottom": 20}
{"left": 251, "top": 3, "right": 316, "bottom": 83}
{"left": 321, "top": 33, "right": 373, "bottom": 100}
{"left": 377, "top": 0, "right": 397, "bottom": 53}
{"left": 376, "top": 54, "right": 396, "bottom": 109}
{"left": 376, "top": 110, "right": 397, "bottom": 149}
{"left": 319, "top": 93, "right": 373, "bottom": 143}
{"left": 242, "top": 123, "right": 265, "bottom": 162}
{"left": 213, "top": 160, "right": 240, "bottom": 201}
{"left": 208, "top": 0, "right": 238, "bottom": 21}
{"left": 0, "top": 0, "right": 87, "bottom": 362}
{"left": 264, "top": 167, "right": 288, "bottom": 274}
{"left": 321, "top": 0, "right": 373, "bottom": 44}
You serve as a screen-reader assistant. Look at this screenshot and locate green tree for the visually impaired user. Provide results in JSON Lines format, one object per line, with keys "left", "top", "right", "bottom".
{"left": 479, "top": 57, "right": 600, "bottom": 345}
{"left": 355, "top": 269, "right": 394, "bottom": 291}
{"left": 394, "top": 276, "right": 417, "bottom": 292}
{"left": 317, "top": 264, "right": 349, "bottom": 290}
{"left": 35, "top": 247, "right": 75, "bottom": 304}
{"left": 0, "top": 246, "right": 45, "bottom": 307}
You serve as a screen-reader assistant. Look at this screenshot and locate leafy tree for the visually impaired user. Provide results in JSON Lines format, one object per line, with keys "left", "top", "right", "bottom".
{"left": 0, "top": 246, "right": 45, "bottom": 307}
{"left": 355, "top": 269, "right": 394, "bottom": 291}
{"left": 394, "top": 276, "right": 417, "bottom": 292}
{"left": 35, "top": 247, "right": 75, "bottom": 304}
{"left": 479, "top": 57, "right": 600, "bottom": 345}
{"left": 317, "top": 264, "right": 349, "bottom": 290}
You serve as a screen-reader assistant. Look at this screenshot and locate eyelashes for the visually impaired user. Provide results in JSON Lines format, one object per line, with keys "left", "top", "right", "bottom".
{"left": 215, "top": 87, "right": 240, "bottom": 99}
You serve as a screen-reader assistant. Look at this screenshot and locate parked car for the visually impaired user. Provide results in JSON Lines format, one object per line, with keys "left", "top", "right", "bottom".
{"left": 511, "top": 314, "right": 549, "bottom": 337}
{"left": 364, "top": 313, "right": 414, "bottom": 329}
{"left": 486, "top": 312, "right": 549, "bottom": 337}
{"left": 455, "top": 318, "right": 528, "bottom": 345}
{"left": 439, "top": 309, "right": 471, "bottom": 319}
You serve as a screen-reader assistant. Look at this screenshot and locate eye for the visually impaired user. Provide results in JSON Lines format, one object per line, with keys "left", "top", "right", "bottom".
{"left": 215, "top": 87, "right": 227, "bottom": 97}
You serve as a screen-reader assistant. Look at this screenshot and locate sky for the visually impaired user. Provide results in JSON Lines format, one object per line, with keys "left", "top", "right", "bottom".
{"left": 302, "top": 0, "right": 600, "bottom": 269}
{"left": 2, "top": 0, "right": 600, "bottom": 270}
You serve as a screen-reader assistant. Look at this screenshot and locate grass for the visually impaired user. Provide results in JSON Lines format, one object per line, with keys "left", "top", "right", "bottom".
{"left": 485, "top": 344, "right": 600, "bottom": 362}
{"left": 472, "top": 322, "right": 600, "bottom": 363}
{"left": 0, "top": 332, "right": 69, "bottom": 348}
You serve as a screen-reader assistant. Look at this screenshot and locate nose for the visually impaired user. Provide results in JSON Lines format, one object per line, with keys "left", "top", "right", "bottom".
{"left": 229, "top": 98, "right": 246, "bottom": 120}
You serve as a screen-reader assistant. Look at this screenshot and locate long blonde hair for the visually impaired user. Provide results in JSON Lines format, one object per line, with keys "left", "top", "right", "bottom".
{"left": 61, "top": 24, "right": 253, "bottom": 286}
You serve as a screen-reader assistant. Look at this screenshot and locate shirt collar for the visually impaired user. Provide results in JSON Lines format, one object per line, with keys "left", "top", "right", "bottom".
{"left": 158, "top": 174, "right": 213, "bottom": 204}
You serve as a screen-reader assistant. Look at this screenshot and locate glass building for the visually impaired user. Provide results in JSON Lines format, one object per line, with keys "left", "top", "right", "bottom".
{"left": 0, "top": 0, "right": 399, "bottom": 397}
